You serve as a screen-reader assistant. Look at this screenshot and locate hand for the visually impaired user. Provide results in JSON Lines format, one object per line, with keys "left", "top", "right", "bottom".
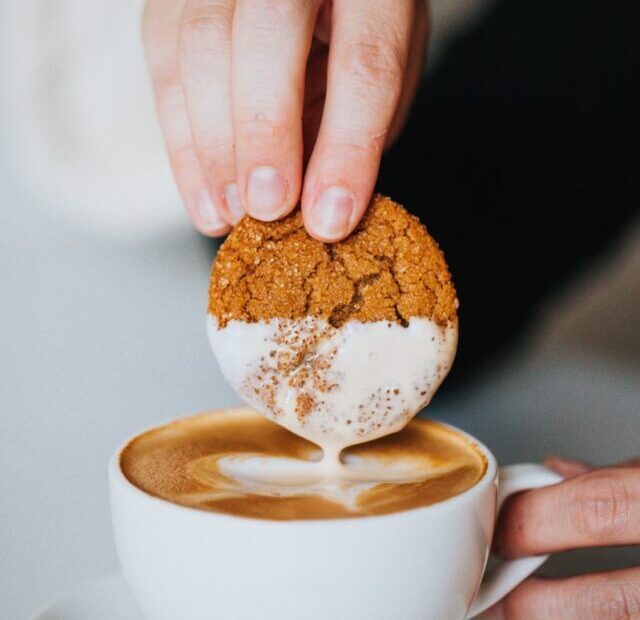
{"left": 485, "top": 457, "right": 640, "bottom": 619}
{"left": 142, "top": 0, "right": 428, "bottom": 240}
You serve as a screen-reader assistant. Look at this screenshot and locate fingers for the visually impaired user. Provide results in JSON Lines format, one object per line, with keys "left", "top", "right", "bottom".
{"left": 231, "top": 0, "right": 321, "bottom": 221}
{"left": 302, "top": 0, "right": 414, "bottom": 241}
{"left": 545, "top": 456, "right": 640, "bottom": 479}
{"left": 494, "top": 466, "right": 640, "bottom": 558}
{"left": 484, "top": 568, "right": 640, "bottom": 620}
{"left": 490, "top": 458, "right": 640, "bottom": 618}
{"left": 178, "top": 0, "right": 244, "bottom": 226}
{"left": 545, "top": 456, "right": 593, "bottom": 479}
{"left": 143, "top": 0, "right": 230, "bottom": 236}
{"left": 148, "top": 0, "right": 421, "bottom": 238}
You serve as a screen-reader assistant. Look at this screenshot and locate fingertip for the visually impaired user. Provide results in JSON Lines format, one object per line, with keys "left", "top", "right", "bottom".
{"left": 544, "top": 456, "right": 591, "bottom": 477}
{"left": 224, "top": 183, "right": 245, "bottom": 225}
{"left": 191, "top": 189, "right": 231, "bottom": 237}
{"left": 244, "top": 166, "right": 293, "bottom": 222}
{"left": 194, "top": 217, "right": 231, "bottom": 238}
{"left": 304, "top": 186, "right": 356, "bottom": 242}
{"left": 197, "top": 225, "right": 231, "bottom": 238}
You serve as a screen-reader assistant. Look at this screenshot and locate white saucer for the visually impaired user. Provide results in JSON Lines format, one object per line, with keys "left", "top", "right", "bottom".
{"left": 28, "top": 571, "right": 500, "bottom": 619}
{"left": 31, "top": 574, "right": 141, "bottom": 620}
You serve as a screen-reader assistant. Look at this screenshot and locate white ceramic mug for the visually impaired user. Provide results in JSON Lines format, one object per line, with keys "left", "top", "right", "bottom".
{"left": 109, "top": 416, "right": 562, "bottom": 620}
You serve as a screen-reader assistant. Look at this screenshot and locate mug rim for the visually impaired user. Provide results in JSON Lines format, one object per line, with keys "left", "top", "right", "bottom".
{"left": 110, "top": 408, "right": 498, "bottom": 527}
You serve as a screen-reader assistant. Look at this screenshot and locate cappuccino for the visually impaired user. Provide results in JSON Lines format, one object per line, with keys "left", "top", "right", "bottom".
{"left": 121, "top": 408, "right": 486, "bottom": 520}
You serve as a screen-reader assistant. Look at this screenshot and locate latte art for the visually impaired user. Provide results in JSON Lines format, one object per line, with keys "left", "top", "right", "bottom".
{"left": 121, "top": 408, "right": 487, "bottom": 520}
{"left": 187, "top": 451, "right": 459, "bottom": 513}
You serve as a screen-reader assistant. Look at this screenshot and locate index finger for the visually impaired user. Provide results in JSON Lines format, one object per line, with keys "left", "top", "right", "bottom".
{"left": 232, "top": 0, "right": 321, "bottom": 222}
{"left": 301, "top": 0, "right": 413, "bottom": 241}
{"left": 494, "top": 467, "right": 640, "bottom": 558}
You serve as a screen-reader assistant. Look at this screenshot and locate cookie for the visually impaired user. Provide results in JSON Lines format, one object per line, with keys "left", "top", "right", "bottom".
{"left": 208, "top": 195, "right": 458, "bottom": 455}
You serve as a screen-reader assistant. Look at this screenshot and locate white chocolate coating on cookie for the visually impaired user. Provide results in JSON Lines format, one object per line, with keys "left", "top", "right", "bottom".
{"left": 208, "top": 316, "right": 457, "bottom": 466}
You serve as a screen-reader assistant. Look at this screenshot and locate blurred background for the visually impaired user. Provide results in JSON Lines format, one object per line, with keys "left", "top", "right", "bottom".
{"left": 1, "top": 0, "right": 638, "bottom": 618}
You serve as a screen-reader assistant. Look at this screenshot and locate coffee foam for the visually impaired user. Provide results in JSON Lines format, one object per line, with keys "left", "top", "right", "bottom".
{"left": 207, "top": 316, "right": 457, "bottom": 463}
{"left": 121, "top": 408, "right": 487, "bottom": 520}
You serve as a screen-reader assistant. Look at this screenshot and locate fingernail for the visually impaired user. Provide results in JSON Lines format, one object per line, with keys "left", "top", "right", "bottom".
{"left": 224, "top": 183, "right": 244, "bottom": 224}
{"left": 309, "top": 186, "right": 353, "bottom": 240}
{"left": 196, "top": 190, "right": 226, "bottom": 233}
{"left": 246, "top": 166, "right": 288, "bottom": 220}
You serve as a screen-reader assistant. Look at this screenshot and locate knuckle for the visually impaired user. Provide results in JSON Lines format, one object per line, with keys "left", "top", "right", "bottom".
{"left": 169, "top": 144, "right": 199, "bottom": 172}
{"left": 154, "top": 76, "right": 186, "bottom": 118}
{"left": 322, "top": 137, "right": 383, "bottom": 164}
{"left": 180, "top": 5, "right": 232, "bottom": 53}
{"left": 235, "top": 115, "right": 293, "bottom": 143}
{"left": 197, "top": 135, "right": 234, "bottom": 158}
{"left": 338, "top": 35, "right": 404, "bottom": 91}
{"left": 578, "top": 580, "right": 640, "bottom": 620}
{"left": 249, "top": 0, "right": 310, "bottom": 27}
{"left": 571, "top": 472, "right": 631, "bottom": 541}
{"left": 195, "top": 137, "right": 235, "bottom": 173}
{"left": 153, "top": 70, "right": 181, "bottom": 97}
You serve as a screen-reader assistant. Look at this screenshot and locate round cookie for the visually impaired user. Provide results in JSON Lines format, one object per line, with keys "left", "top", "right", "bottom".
{"left": 207, "top": 195, "right": 459, "bottom": 457}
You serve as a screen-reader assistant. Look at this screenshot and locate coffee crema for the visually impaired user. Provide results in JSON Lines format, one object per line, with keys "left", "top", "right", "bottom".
{"left": 120, "top": 408, "right": 487, "bottom": 521}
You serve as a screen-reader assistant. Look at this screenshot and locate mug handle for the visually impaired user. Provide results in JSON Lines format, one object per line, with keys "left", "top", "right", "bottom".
{"left": 467, "top": 463, "right": 564, "bottom": 619}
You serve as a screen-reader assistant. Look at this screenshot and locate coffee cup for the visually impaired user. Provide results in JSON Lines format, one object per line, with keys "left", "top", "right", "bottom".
{"left": 110, "top": 414, "right": 562, "bottom": 620}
